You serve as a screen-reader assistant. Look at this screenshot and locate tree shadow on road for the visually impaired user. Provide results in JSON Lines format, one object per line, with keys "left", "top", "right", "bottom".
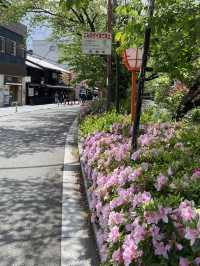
{"left": 0, "top": 171, "right": 63, "bottom": 266}
{"left": 0, "top": 109, "right": 78, "bottom": 159}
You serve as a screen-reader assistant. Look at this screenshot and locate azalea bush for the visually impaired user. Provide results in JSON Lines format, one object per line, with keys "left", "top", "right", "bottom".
{"left": 140, "top": 106, "right": 172, "bottom": 124}
{"left": 81, "top": 117, "right": 200, "bottom": 265}
{"left": 80, "top": 106, "right": 173, "bottom": 138}
{"left": 80, "top": 110, "right": 131, "bottom": 137}
{"left": 183, "top": 108, "right": 200, "bottom": 124}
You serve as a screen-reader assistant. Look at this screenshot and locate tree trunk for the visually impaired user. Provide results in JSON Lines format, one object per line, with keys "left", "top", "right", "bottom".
{"left": 176, "top": 76, "right": 200, "bottom": 119}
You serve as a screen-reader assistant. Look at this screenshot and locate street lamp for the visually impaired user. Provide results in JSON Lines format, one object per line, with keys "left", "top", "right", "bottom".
{"left": 122, "top": 48, "right": 143, "bottom": 121}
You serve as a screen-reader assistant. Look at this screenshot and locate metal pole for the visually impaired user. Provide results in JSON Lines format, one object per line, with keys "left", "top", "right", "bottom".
{"left": 106, "top": 0, "right": 112, "bottom": 110}
{"left": 115, "top": 51, "right": 120, "bottom": 113}
{"left": 131, "top": 71, "right": 137, "bottom": 121}
{"left": 131, "top": 0, "right": 155, "bottom": 150}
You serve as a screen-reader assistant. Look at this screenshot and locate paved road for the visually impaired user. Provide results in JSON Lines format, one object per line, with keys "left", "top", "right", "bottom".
{"left": 0, "top": 105, "right": 97, "bottom": 266}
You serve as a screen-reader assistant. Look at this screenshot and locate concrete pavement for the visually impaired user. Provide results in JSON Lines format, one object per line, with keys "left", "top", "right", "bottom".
{"left": 0, "top": 103, "right": 59, "bottom": 117}
{"left": 0, "top": 105, "right": 98, "bottom": 266}
{"left": 61, "top": 118, "right": 99, "bottom": 266}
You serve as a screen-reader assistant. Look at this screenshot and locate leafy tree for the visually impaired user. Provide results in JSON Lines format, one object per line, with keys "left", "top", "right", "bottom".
{"left": 115, "top": 0, "right": 200, "bottom": 115}
{"left": 116, "top": 0, "right": 200, "bottom": 85}
{"left": 0, "top": 0, "right": 108, "bottom": 87}
{"left": 59, "top": 39, "right": 106, "bottom": 88}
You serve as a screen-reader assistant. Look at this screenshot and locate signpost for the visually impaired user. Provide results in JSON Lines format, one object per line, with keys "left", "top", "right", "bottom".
{"left": 82, "top": 32, "right": 112, "bottom": 55}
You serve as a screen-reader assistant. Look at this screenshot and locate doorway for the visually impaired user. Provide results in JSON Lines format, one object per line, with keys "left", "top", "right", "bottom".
{"left": 9, "top": 85, "right": 18, "bottom": 103}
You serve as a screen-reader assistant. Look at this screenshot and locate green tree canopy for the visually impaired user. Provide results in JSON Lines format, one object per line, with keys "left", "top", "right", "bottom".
{"left": 0, "top": 0, "right": 108, "bottom": 87}
{"left": 116, "top": 0, "right": 200, "bottom": 85}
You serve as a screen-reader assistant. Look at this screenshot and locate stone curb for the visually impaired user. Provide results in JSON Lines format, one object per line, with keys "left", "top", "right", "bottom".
{"left": 77, "top": 130, "right": 103, "bottom": 263}
{"left": 62, "top": 117, "right": 100, "bottom": 266}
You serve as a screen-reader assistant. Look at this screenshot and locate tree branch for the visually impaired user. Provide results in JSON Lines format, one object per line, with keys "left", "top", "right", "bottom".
{"left": 145, "top": 73, "right": 159, "bottom": 81}
{"left": 30, "top": 6, "right": 79, "bottom": 24}
{"left": 82, "top": 7, "right": 95, "bottom": 31}
{"left": 71, "top": 7, "right": 85, "bottom": 24}
{"left": 92, "top": 13, "right": 98, "bottom": 25}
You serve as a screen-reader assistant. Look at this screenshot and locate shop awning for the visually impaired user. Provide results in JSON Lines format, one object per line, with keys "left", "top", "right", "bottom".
{"left": 5, "top": 82, "right": 22, "bottom": 86}
{"left": 46, "top": 84, "right": 73, "bottom": 90}
{"left": 27, "top": 55, "right": 70, "bottom": 73}
{"left": 26, "top": 61, "right": 42, "bottom": 70}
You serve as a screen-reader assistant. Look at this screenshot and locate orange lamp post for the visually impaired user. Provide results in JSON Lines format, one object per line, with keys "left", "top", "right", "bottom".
{"left": 122, "top": 48, "right": 143, "bottom": 121}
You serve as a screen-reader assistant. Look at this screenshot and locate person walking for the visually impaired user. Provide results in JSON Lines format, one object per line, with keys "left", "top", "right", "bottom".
{"left": 58, "top": 93, "right": 63, "bottom": 105}
{"left": 54, "top": 92, "right": 60, "bottom": 106}
{"left": 79, "top": 86, "right": 86, "bottom": 104}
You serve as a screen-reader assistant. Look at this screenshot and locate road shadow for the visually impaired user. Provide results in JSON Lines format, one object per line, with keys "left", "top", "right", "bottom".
{"left": 0, "top": 108, "right": 78, "bottom": 159}
{"left": 0, "top": 171, "right": 62, "bottom": 266}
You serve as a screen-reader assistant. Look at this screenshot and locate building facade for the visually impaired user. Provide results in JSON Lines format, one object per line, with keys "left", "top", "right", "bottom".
{"left": 0, "top": 23, "right": 27, "bottom": 107}
{"left": 32, "top": 39, "right": 70, "bottom": 68}
{"left": 26, "top": 54, "right": 73, "bottom": 105}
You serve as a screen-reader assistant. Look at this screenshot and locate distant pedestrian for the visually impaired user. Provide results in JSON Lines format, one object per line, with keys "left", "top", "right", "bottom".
{"left": 59, "top": 93, "right": 63, "bottom": 105}
{"left": 63, "top": 94, "right": 67, "bottom": 105}
{"left": 54, "top": 92, "right": 59, "bottom": 106}
{"left": 79, "top": 87, "right": 86, "bottom": 104}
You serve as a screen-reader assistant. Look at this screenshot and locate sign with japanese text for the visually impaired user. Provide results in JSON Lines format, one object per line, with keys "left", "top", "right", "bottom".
{"left": 82, "top": 32, "right": 112, "bottom": 55}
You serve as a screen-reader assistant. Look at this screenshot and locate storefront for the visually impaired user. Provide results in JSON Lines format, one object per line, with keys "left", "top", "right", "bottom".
{"left": 26, "top": 54, "right": 73, "bottom": 105}
{"left": 0, "top": 75, "right": 25, "bottom": 106}
{"left": 0, "top": 23, "right": 27, "bottom": 107}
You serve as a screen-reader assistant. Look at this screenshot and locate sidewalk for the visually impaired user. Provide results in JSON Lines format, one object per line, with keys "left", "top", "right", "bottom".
{"left": 0, "top": 103, "right": 79, "bottom": 117}
{"left": 61, "top": 118, "right": 99, "bottom": 266}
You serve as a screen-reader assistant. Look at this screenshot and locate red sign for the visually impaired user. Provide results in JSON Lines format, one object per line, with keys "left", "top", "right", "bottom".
{"left": 83, "top": 32, "right": 112, "bottom": 40}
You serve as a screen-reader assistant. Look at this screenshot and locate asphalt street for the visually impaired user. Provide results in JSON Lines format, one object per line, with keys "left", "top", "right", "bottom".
{"left": 0, "top": 105, "right": 97, "bottom": 266}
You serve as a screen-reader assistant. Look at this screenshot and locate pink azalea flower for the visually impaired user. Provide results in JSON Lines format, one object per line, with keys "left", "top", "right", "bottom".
{"left": 176, "top": 243, "right": 183, "bottom": 251}
{"left": 192, "top": 168, "right": 200, "bottom": 180}
{"left": 144, "top": 211, "right": 160, "bottom": 224}
{"left": 131, "top": 150, "right": 141, "bottom": 161}
{"left": 125, "top": 224, "right": 132, "bottom": 232}
{"left": 179, "top": 200, "right": 196, "bottom": 222}
{"left": 155, "top": 174, "right": 168, "bottom": 191}
{"left": 108, "top": 226, "right": 120, "bottom": 243}
{"left": 122, "top": 236, "right": 138, "bottom": 266}
{"left": 132, "top": 192, "right": 151, "bottom": 209}
{"left": 185, "top": 227, "right": 199, "bottom": 246}
{"left": 128, "top": 168, "right": 142, "bottom": 181}
{"left": 112, "top": 248, "right": 123, "bottom": 263}
{"left": 139, "top": 134, "right": 154, "bottom": 146}
{"left": 132, "top": 223, "right": 146, "bottom": 244}
{"left": 153, "top": 240, "right": 171, "bottom": 259}
{"left": 159, "top": 206, "right": 172, "bottom": 223}
{"left": 179, "top": 257, "right": 190, "bottom": 266}
{"left": 194, "top": 257, "right": 200, "bottom": 266}
{"left": 150, "top": 225, "right": 164, "bottom": 241}
{"left": 108, "top": 211, "right": 124, "bottom": 227}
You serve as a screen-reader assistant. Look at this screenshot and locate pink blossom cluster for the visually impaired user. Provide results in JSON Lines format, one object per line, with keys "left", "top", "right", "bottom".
{"left": 81, "top": 123, "right": 200, "bottom": 265}
{"left": 83, "top": 132, "right": 131, "bottom": 175}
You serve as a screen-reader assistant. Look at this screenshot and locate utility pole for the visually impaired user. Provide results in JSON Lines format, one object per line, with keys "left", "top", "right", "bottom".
{"left": 113, "top": 0, "right": 120, "bottom": 113}
{"left": 107, "top": 0, "right": 112, "bottom": 110}
{"left": 131, "top": 0, "right": 155, "bottom": 150}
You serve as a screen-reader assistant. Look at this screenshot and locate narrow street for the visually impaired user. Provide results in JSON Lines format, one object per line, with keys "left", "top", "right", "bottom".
{"left": 0, "top": 105, "right": 97, "bottom": 266}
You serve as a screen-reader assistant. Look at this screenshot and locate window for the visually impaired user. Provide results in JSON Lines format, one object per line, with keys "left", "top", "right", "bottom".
{"left": 52, "top": 72, "right": 58, "bottom": 79}
{"left": 0, "top": 36, "right": 5, "bottom": 53}
{"left": 10, "top": 40, "right": 16, "bottom": 56}
{"left": 6, "top": 39, "right": 16, "bottom": 56}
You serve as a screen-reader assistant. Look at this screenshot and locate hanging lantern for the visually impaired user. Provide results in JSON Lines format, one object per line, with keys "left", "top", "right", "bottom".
{"left": 122, "top": 48, "right": 143, "bottom": 121}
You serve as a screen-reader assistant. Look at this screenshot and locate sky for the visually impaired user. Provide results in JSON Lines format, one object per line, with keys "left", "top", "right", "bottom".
{"left": 27, "top": 26, "right": 51, "bottom": 49}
